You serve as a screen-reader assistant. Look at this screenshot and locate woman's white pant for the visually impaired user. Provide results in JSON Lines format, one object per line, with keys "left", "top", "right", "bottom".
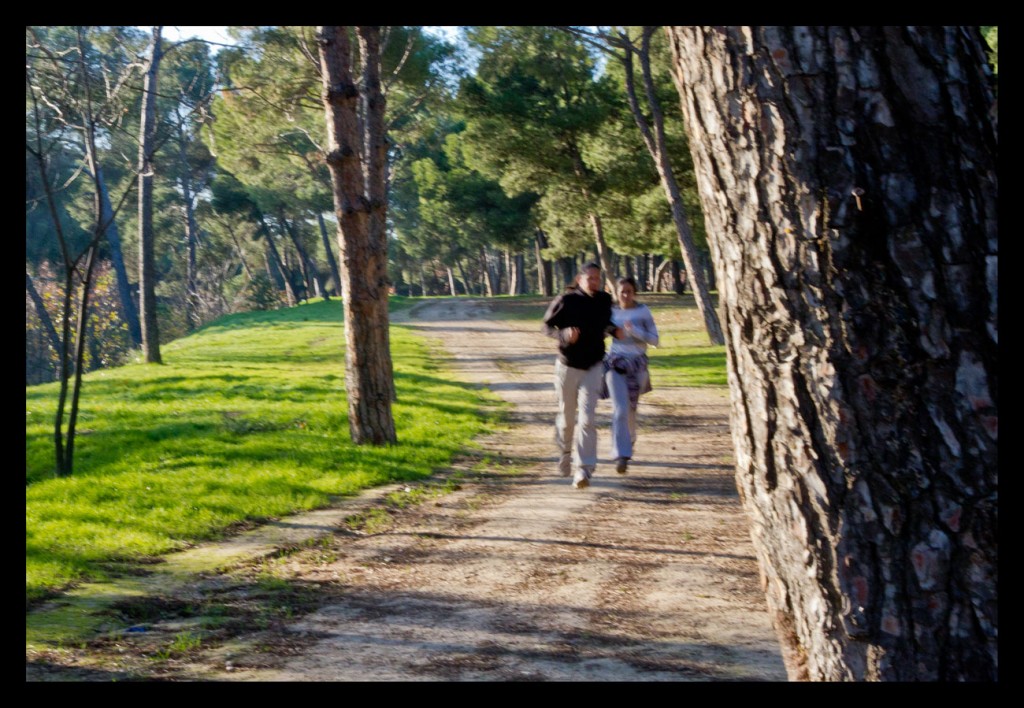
{"left": 605, "top": 368, "right": 637, "bottom": 460}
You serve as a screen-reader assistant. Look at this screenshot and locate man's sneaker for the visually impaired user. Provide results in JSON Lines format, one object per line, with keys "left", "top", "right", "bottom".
{"left": 558, "top": 453, "right": 572, "bottom": 477}
{"left": 616, "top": 457, "right": 629, "bottom": 475}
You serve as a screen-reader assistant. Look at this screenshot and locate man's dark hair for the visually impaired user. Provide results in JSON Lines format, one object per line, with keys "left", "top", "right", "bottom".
{"left": 577, "top": 262, "right": 601, "bottom": 276}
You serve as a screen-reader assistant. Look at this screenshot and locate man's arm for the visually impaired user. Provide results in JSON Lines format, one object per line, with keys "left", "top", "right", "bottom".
{"left": 541, "top": 294, "right": 570, "bottom": 341}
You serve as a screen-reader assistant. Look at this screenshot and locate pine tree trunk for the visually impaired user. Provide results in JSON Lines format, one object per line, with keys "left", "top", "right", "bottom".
{"left": 318, "top": 25, "right": 397, "bottom": 445}
{"left": 667, "top": 25, "right": 997, "bottom": 681}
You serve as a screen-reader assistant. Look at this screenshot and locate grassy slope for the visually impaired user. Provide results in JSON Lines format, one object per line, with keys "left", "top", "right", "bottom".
{"left": 26, "top": 297, "right": 502, "bottom": 603}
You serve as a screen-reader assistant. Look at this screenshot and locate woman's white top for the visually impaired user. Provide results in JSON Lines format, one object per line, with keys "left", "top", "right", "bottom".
{"left": 608, "top": 304, "right": 659, "bottom": 358}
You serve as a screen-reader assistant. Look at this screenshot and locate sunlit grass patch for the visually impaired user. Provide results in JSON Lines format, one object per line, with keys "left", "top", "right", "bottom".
{"left": 644, "top": 294, "right": 727, "bottom": 388}
{"left": 26, "top": 297, "right": 499, "bottom": 603}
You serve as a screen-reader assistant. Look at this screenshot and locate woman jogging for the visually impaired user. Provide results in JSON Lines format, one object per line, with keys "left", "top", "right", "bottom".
{"left": 602, "top": 276, "right": 659, "bottom": 475}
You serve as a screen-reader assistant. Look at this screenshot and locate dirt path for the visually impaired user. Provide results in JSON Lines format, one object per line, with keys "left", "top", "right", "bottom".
{"left": 28, "top": 298, "right": 786, "bottom": 682}
{"left": 210, "top": 298, "right": 785, "bottom": 681}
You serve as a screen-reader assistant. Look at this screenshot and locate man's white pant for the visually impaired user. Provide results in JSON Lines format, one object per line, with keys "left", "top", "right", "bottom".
{"left": 554, "top": 359, "right": 603, "bottom": 472}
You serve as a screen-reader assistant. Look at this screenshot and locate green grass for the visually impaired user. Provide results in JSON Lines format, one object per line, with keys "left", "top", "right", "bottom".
{"left": 26, "top": 297, "right": 500, "bottom": 603}
{"left": 645, "top": 294, "right": 727, "bottom": 387}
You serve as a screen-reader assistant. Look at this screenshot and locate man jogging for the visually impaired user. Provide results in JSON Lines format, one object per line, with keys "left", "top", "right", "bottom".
{"left": 541, "top": 262, "right": 622, "bottom": 489}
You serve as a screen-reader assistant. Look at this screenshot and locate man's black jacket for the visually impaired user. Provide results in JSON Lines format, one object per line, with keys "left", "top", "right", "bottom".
{"left": 541, "top": 285, "right": 616, "bottom": 370}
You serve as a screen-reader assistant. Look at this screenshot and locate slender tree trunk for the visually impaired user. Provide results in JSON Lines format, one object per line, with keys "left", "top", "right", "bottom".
{"left": 446, "top": 265, "right": 457, "bottom": 295}
{"left": 559, "top": 257, "right": 575, "bottom": 288}
{"left": 318, "top": 25, "right": 397, "bottom": 445}
{"left": 479, "top": 246, "right": 499, "bottom": 297}
{"left": 259, "top": 214, "right": 298, "bottom": 306}
{"left": 178, "top": 125, "right": 201, "bottom": 331}
{"left": 654, "top": 258, "right": 673, "bottom": 293}
{"left": 223, "top": 220, "right": 255, "bottom": 282}
{"left": 702, "top": 249, "right": 716, "bottom": 290}
{"left": 26, "top": 272, "right": 62, "bottom": 358}
{"left": 457, "top": 260, "right": 473, "bottom": 296}
{"left": 138, "top": 26, "right": 163, "bottom": 363}
{"left": 670, "top": 259, "right": 686, "bottom": 294}
{"left": 316, "top": 212, "right": 342, "bottom": 297}
{"left": 648, "top": 254, "right": 661, "bottom": 293}
{"left": 52, "top": 27, "right": 112, "bottom": 476}
{"left": 534, "top": 229, "right": 553, "bottom": 296}
{"left": 667, "top": 25, "right": 997, "bottom": 681}
{"left": 94, "top": 165, "right": 141, "bottom": 347}
{"left": 278, "top": 208, "right": 319, "bottom": 301}
{"left": 64, "top": 245, "right": 99, "bottom": 475}
{"left": 621, "top": 27, "right": 724, "bottom": 344}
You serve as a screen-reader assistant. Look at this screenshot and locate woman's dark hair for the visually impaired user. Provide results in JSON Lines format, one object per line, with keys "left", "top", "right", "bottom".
{"left": 617, "top": 276, "right": 638, "bottom": 291}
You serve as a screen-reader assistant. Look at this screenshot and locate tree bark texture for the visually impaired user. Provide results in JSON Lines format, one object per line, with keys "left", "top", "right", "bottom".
{"left": 138, "top": 26, "right": 163, "bottom": 364}
{"left": 318, "top": 25, "right": 397, "bottom": 445}
{"left": 667, "top": 26, "right": 997, "bottom": 681}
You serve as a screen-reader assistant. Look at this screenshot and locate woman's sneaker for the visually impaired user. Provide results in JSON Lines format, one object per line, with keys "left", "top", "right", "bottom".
{"left": 572, "top": 468, "right": 592, "bottom": 489}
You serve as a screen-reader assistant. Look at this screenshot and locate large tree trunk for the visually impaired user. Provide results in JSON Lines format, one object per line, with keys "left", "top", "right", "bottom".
{"left": 137, "top": 26, "right": 163, "bottom": 364}
{"left": 318, "top": 25, "right": 397, "bottom": 445}
{"left": 667, "top": 26, "right": 997, "bottom": 681}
